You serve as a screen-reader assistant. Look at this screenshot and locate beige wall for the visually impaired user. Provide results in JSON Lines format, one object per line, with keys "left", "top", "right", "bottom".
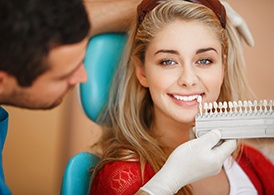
{"left": 227, "top": 0, "right": 274, "bottom": 99}
{"left": 3, "top": 105, "right": 65, "bottom": 195}
{"left": 3, "top": 90, "right": 101, "bottom": 195}
{"left": 3, "top": 1, "right": 274, "bottom": 194}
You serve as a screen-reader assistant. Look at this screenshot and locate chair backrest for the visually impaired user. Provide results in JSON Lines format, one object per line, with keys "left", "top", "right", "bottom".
{"left": 60, "top": 152, "right": 100, "bottom": 195}
{"left": 79, "top": 33, "right": 127, "bottom": 122}
{"left": 61, "top": 33, "right": 127, "bottom": 195}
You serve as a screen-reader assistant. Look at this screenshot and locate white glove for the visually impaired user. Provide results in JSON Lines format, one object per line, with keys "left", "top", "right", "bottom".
{"left": 140, "top": 129, "right": 236, "bottom": 195}
{"left": 221, "top": 1, "right": 255, "bottom": 47}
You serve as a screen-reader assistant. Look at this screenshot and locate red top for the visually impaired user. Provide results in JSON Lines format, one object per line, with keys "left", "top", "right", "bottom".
{"left": 90, "top": 161, "right": 155, "bottom": 194}
{"left": 90, "top": 145, "right": 274, "bottom": 195}
{"left": 237, "top": 145, "right": 274, "bottom": 195}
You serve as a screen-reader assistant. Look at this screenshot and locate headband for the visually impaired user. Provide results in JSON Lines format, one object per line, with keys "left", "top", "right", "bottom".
{"left": 137, "top": 0, "right": 226, "bottom": 28}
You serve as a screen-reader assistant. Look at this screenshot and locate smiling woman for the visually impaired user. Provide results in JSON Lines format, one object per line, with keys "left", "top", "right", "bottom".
{"left": 139, "top": 20, "right": 225, "bottom": 123}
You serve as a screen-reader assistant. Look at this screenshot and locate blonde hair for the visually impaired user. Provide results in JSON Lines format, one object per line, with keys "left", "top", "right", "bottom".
{"left": 92, "top": 1, "right": 255, "bottom": 194}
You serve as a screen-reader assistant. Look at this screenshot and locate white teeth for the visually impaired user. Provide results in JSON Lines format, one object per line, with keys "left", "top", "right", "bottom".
{"left": 173, "top": 94, "right": 200, "bottom": 101}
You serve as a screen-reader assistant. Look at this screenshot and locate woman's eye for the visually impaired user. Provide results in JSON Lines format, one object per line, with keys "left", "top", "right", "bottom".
{"left": 161, "top": 59, "right": 176, "bottom": 66}
{"left": 198, "top": 59, "right": 212, "bottom": 65}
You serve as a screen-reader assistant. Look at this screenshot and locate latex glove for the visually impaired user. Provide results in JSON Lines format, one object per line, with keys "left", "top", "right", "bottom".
{"left": 140, "top": 129, "right": 236, "bottom": 195}
{"left": 221, "top": 1, "right": 255, "bottom": 47}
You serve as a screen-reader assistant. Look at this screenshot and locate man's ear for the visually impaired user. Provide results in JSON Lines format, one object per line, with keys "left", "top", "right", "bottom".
{"left": 134, "top": 57, "right": 149, "bottom": 88}
{"left": 0, "top": 71, "right": 14, "bottom": 94}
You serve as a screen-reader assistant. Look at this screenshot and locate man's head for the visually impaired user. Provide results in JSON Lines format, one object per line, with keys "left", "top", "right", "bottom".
{"left": 0, "top": 0, "right": 90, "bottom": 109}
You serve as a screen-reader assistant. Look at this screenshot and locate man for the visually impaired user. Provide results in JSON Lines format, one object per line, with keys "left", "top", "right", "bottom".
{"left": 0, "top": 0, "right": 142, "bottom": 110}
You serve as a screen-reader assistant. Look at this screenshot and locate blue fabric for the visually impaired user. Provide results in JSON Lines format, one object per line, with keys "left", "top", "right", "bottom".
{"left": 0, "top": 107, "right": 11, "bottom": 195}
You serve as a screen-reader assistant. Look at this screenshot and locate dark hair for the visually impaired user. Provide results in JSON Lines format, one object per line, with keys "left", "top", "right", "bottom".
{"left": 0, "top": 0, "right": 90, "bottom": 86}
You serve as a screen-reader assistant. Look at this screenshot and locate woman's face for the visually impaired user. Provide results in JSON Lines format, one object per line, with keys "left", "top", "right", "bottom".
{"left": 136, "top": 20, "right": 224, "bottom": 124}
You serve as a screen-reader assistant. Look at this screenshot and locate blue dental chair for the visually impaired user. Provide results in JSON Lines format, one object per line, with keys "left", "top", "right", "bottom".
{"left": 60, "top": 33, "right": 127, "bottom": 195}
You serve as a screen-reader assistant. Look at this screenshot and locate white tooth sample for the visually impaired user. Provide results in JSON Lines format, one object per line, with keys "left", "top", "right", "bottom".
{"left": 243, "top": 100, "right": 248, "bottom": 113}
{"left": 204, "top": 102, "right": 208, "bottom": 114}
{"left": 228, "top": 101, "right": 233, "bottom": 113}
{"left": 259, "top": 100, "right": 263, "bottom": 112}
{"left": 238, "top": 101, "right": 243, "bottom": 113}
{"left": 233, "top": 101, "right": 238, "bottom": 112}
{"left": 197, "top": 95, "right": 202, "bottom": 103}
{"left": 248, "top": 100, "right": 253, "bottom": 113}
{"left": 263, "top": 100, "right": 267, "bottom": 112}
{"left": 197, "top": 95, "right": 202, "bottom": 114}
{"left": 213, "top": 101, "right": 218, "bottom": 113}
{"left": 219, "top": 102, "right": 223, "bottom": 113}
{"left": 209, "top": 103, "right": 213, "bottom": 114}
{"left": 223, "top": 101, "right": 228, "bottom": 113}
{"left": 253, "top": 100, "right": 258, "bottom": 112}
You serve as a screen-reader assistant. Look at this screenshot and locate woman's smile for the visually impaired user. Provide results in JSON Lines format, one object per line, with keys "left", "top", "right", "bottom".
{"left": 170, "top": 93, "right": 203, "bottom": 107}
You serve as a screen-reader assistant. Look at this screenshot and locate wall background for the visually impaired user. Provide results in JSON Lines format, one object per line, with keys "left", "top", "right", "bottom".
{"left": 3, "top": 0, "right": 274, "bottom": 194}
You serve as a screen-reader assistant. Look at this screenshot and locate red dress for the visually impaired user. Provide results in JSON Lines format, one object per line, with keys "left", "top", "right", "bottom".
{"left": 90, "top": 145, "right": 274, "bottom": 195}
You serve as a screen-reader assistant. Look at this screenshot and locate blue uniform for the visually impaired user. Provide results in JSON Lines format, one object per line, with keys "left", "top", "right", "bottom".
{"left": 0, "top": 107, "right": 11, "bottom": 195}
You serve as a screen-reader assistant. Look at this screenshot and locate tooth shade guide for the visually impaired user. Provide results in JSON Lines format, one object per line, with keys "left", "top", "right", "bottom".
{"left": 195, "top": 99, "right": 274, "bottom": 139}
{"left": 199, "top": 100, "right": 274, "bottom": 115}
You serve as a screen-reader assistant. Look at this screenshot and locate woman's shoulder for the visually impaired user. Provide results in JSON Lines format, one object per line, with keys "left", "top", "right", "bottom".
{"left": 90, "top": 161, "right": 155, "bottom": 195}
{"left": 97, "top": 161, "right": 154, "bottom": 179}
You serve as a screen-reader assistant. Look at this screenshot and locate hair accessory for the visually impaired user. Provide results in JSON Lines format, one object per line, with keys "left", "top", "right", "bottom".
{"left": 195, "top": 99, "right": 274, "bottom": 139}
{"left": 137, "top": 0, "right": 163, "bottom": 25}
{"left": 137, "top": 0, "right": 226, "bottom": 28}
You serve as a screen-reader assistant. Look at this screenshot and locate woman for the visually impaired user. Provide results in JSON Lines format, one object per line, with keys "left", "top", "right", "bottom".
{"left": 90, "top": 0, "right": 274, "bottom": 194}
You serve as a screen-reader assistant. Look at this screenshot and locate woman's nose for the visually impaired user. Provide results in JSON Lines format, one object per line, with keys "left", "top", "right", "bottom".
{"left": 177, "top": 66, "right": 198, "bottom": 87}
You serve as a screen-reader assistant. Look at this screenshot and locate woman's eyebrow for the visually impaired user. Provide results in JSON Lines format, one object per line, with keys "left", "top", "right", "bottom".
{"left": 154, "top": 49, "right": 179, "bottom": 55}
{"left": 154, "top": 48, "right": 218, "bottom": 55}
{"left": 196, "top": 47, "right": 218, "bottom": 54}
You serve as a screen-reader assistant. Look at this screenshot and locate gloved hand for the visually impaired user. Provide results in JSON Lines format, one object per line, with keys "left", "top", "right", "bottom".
{"left": 221, "top": 1, "right": 255, "bottom": 47}
{"left": 140, "top": 129, "right": 236, "bottom": 195}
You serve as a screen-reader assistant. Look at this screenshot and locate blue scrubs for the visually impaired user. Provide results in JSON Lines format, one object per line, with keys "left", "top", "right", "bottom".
{"left": 0, "top": 107, "right": 11, "bottom": 195}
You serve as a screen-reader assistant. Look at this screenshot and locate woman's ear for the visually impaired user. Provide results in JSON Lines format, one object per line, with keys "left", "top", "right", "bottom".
{"left": 134, "top": 57, "right": 149, "bottom": 88}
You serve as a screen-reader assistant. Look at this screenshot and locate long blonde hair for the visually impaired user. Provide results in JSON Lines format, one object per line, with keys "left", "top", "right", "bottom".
{"left": 92, "top": 1, "right": 255, "bottom": 194}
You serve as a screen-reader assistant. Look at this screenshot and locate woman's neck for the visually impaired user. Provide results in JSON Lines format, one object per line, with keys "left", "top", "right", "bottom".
{"left": 152, "top": 116, "right": 194, "bottom": 155}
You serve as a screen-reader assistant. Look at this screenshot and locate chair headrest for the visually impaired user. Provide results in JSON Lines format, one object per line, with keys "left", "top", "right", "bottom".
{"left": 79, "top": 33, "right": 127, "bottom": 123}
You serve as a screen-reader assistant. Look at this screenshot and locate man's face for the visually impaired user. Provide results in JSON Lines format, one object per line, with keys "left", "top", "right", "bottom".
{"left": 4, "top": 38, "right": 89, "bottom": 109}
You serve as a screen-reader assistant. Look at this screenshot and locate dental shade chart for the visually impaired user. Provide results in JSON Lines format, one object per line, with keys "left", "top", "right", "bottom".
{"left": 194, "top": 96, "right": 274, "bottom": 139}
